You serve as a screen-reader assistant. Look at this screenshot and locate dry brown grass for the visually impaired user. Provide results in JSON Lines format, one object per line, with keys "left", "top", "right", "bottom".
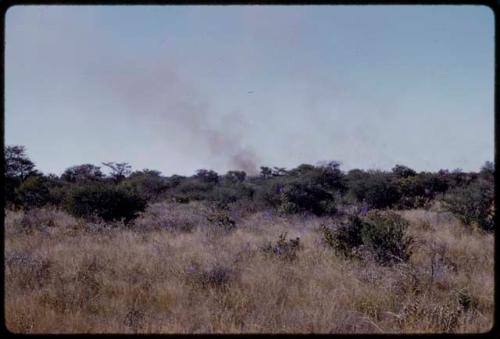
{"left": 4, "top": 203, "right": 494, "bottom": 333}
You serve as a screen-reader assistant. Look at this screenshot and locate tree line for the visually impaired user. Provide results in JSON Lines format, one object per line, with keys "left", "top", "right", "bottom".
{"left": 3, "top": 145, "right": 495, "bottom": 231}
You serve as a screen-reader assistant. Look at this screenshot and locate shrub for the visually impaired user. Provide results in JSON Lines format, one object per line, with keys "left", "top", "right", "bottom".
{"left": 195, "top": 169, "right": 219, "bottom": 184}
{"left": 252, "top": 180, "right": 284, "bottom": 208}
{"left": 347, "top": 171, "right": 401, "bottom": 209}
{"left": 15, "top": 176, "right": 52, "bottom": 208}
{"left": 392, "top": 164, "right": 417, "bottom": 178}
{"left": 120, "top": 170, "right": 168, "bottom": 202}
{"left": 278, "top": 181, "right": 336, "bottom": 216}
{"left": 61, "top": 164, "right": 104, "bottom": 183}
{"left": 169, "top": 179, "right": 214, "bottom": 202}
{"left": 322, "top": 212, "right": 413, "bottom": 265}
{"left": 205, "top": 184, "right": 254, "bottom": 209}
{"left": 321, "top": 216, "right": 364, "bottom": 257}
{"left": 443, "top": 179, "right": 494, "bottom": 231}
{"left": 360, "top": 211, "right": 413, "bottom": 265}
{"left": 64, "top": 184, "right": 146, "bottom": 222}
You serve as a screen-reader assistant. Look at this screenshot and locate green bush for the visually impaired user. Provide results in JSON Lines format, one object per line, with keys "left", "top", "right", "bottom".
{"left": 120, "top": 170, "right": 168, "bottom": 202}
{"left": 205, "top": 184, "right": 254, "bottom": 208}
{"left": 443, "top": 179, "right": 494, "bottom": 231}
{"left": 278, "top": 181, "right": 336, "bottom": 216}
{"left": 321, "top": 216, "right": 364, "bottom": 257}
{"left": 15, "top": 176, "right": 52, "bottom": 208}
{"left": 360, "top": 211, "right": 413, "bottom": 265}
{"left": 322, "top": 211, "right": 413, "bottom": 265}
{"left": 346, "top": 171, "right": 400, "bottom": 209}
{"left": 64, "top": 184, "right": 146, "bottom": 222}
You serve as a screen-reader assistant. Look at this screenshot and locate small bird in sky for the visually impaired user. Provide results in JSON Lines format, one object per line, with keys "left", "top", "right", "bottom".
{"left": 247, "top": 91, "right": 254, "bottom": 94}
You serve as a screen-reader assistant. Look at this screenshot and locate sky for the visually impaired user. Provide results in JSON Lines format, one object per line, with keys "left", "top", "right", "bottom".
{"left": 5, "top": 5, "right": 494, "bottom": 176}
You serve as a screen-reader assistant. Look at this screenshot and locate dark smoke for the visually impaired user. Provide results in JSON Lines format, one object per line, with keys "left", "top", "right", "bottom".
{"left": 97, "top": 58, "right": 260, "bottom": 175}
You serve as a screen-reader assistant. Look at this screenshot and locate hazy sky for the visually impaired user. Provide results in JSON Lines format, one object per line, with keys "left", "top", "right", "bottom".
{"left": 5, "top": 5, "right": 494, "bottom": 176}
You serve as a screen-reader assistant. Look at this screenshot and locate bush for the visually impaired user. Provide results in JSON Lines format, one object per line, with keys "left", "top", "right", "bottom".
{"left": 360, "top": 211, "right": 413, "bottom": 265}
{"left": 278, "top": 181, "right": 336, "bottom": 216}
{"left": 321, "top": 216, "right": 364, "bottom": 257}
{"left": 64, "top": 184, "right": 146, "bottom": 222}
{"left": 322, "top": 211, "right": 413, "bottom": 265}
{"left": 13, "top": 175, "right": 65, "bottom": 208}
{"left": 15, "top": 176, "right": 52, "bottom": 208}
{"left": 61, "top": 164, "right": 104, "bottom": 183}
{"left": 347, "top": 171, "right": 401, "bottom": 209}
{"left": 443, "top": 179, "right": 494, "bottom": 231}
{"left": 205, "top": 184, "right": 254, "bottom": 209}
{"left": 169, "top": 179, "right": 214, "bottom": 202}
{"left": 120, "top": 170, "right": 168, "bottom": 202}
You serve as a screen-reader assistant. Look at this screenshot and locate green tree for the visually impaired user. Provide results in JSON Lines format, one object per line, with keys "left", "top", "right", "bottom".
{"left": 61, "top": 164, "right": 104, "bottom": 183}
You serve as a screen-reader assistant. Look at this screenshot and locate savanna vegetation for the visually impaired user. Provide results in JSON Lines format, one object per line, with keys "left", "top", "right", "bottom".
{"left": 4, "top": 145, "right": 495, "bottom": 333}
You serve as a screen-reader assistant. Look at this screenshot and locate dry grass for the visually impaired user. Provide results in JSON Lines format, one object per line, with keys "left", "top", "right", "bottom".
{"left": 4, "top": 203, "right": 494, "bottom": 333}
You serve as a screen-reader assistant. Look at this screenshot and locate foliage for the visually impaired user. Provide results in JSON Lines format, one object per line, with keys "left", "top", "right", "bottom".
{"left": 5, "top": 145, "right": 37, "bottom": 180}
{"left": 443, "top": 178, "right": 494, "bottom": 231}
{"left": 278, "top": 180, "right": 336, "bottom": 216}
{"left": 347, "top": 170, "right": 400, "bottom": 209}
{"left": 360, "top": 211, "right": 413, "bottom": 265}
{"left": 15, "top": 176, "right": 52, "bottom": 208}
{"left": 321, "top": 216, "right": 364, "bottom": 257}
{"left": 64, "top": 183, "right": 146, "bottom": 222}
{"left": 195, "top": 169, "right": 219, "bottom": 184}
{"left": 206, "top": 184, "right": 254, "bottom": 208}
{"left": 4, "top": 145, "right": 494, "bottom": 222}
{"left": 323, "top": 211, "right": 413, "bottom": 265}
{"left": 4, "top": 145, "right": 38, "bottom": 204}
{"left": 120, "top": 169, "right": 168, "bottom": 202}
{"left": 61, "top": 164, "right": 104, "bottom": 183}
{"left": 392, "top": 165, "right": 417, "bottom": 178}
{"left": 102, "top": 162, "right": 132, "bottom": 183}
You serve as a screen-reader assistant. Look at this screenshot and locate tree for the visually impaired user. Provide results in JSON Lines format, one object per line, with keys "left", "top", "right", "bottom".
{"left": 260, "top": 166, "right": 273, "bottom": 179}
{"left": 272, "top": 167, "right": 288, "bottom": 177}
{"left": 392, "top": 164, "right": 417, "bottom": 178}
{"left": 316, "top": 160, "right": 346, "bottom": 192}
{"left": 61, "top": 164, "right": 104, "bottom": 183}
{"left": 15, "top": 176, "right": 51, "bottom": 208}
{"left": 5, "top": 145, "right": 36, "bottom": 180}
{"left": 347, "top": 171, "right": 400, "bottom": 209}
{"left": 65, "top": 183, "right": 146, "bottom": 222}
{"left": 289, "top": 164, "right": 315, "bottom": 176}
{"left": 278, "top": 180, "right": 336, "bottom": 216}
{"left": 443, "top": 178, "right": 494, "bottom": 231}
{"left": 121, "top": 169, "right": 168, "bottom": 201}
{"left": 102, "top": 162, "right": 132, "bottom": 183}
{"left": 479, "top": 161, "right": 494, "bottom": 181}
{"left": 195, "top": 169, "right": 219, "bottom": 184}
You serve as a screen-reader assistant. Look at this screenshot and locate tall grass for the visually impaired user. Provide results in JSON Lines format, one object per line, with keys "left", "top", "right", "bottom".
{"left": 4, "top": 203, "right": 493, "bottom": 333}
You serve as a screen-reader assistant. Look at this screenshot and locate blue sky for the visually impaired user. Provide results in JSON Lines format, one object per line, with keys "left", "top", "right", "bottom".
{"left": 5, "top": 5, "right": 494, "bottom": 175}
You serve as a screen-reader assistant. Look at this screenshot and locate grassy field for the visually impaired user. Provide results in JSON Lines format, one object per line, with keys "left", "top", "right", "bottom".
{"left": 4, "top": 202, "right": 494, "bottom": 333}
